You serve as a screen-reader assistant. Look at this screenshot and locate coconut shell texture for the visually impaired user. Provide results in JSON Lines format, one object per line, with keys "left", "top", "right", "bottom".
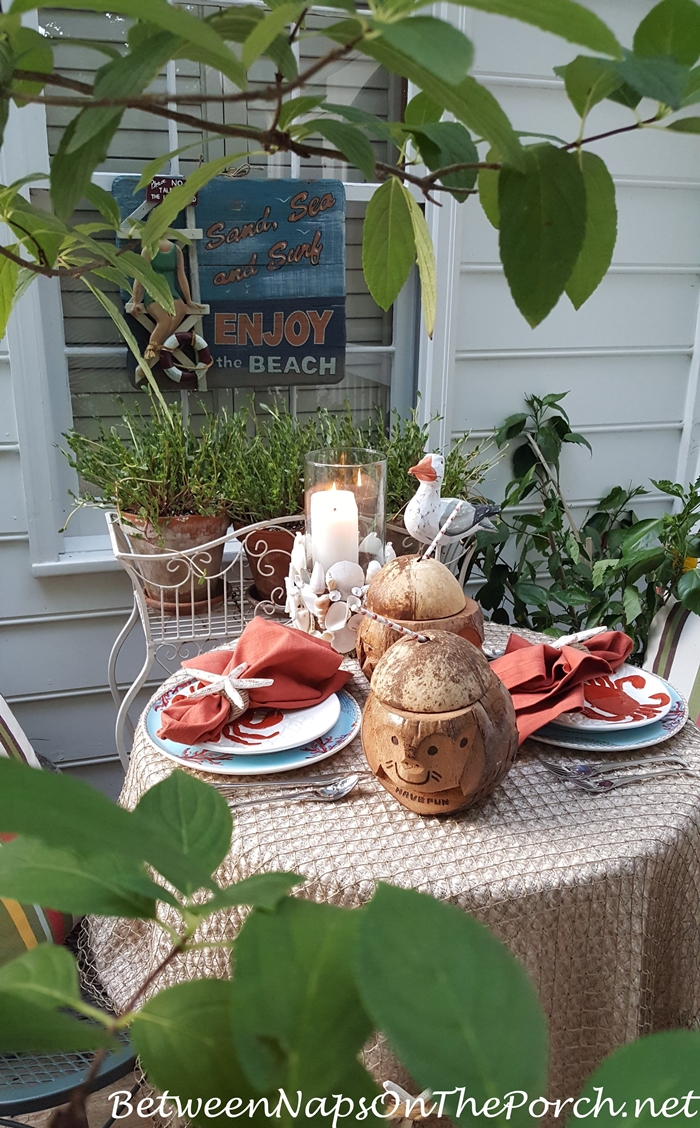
{"left": 356, "top": 554, "right": 484, "bottom": 679}
{"left": 361, "top": 632, "right": 517, "bottom": 815}
{"left": 366, "top": 554, "right": 466, "bottom": 620}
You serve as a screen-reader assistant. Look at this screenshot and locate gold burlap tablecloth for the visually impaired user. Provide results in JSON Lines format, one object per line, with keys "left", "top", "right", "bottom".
{"left": 90, "top": 625, "right": 700, "bottom": 1103}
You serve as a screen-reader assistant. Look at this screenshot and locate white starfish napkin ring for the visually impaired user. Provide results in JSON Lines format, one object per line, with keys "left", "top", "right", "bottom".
{"left": 184, "top": 661, "right": 274, "bottom": 721}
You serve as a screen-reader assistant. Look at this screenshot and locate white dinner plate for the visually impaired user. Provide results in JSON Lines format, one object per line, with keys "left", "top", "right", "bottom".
{"left": 145, "top": 686, "right": 362, "bottom": 775}
{"left": 532, "top": 678, "right": 688, "bottom": 753}
{"left": 550, "top": 663, "right": 674, "bottom": 731}
{"left": 164, "top": 677, "right": 340, "bottom": 754}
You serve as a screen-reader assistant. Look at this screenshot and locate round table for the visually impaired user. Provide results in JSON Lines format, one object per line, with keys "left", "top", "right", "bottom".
{"left": 90, "top": 625, "right": 700, "bottom": 1103}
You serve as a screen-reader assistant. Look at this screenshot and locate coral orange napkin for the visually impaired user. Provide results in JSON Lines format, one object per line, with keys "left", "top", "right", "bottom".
{"left": 158, "top": 618, "right": 351, "bottom": 745}
{"left": 491, "top": 631, "right": 633, "bottom": 745}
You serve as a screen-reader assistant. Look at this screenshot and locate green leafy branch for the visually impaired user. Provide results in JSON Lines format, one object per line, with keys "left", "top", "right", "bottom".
{"left": 2, "top": 754, "right": 700, "bottom": 1128}
{"left": 0, "top": 0, "right": 699, "bottom": 339}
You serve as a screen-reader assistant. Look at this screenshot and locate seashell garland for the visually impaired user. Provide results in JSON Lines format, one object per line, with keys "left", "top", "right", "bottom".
{"left": 286, "top": 540, "right": 392, "bottom": 654}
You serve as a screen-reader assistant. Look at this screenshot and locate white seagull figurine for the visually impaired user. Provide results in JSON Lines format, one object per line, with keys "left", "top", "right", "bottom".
{"left": 404, "top": 453, "right": 500, "bottom": 545}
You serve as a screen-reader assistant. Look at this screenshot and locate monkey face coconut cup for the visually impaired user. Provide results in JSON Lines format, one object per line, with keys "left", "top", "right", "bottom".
{"left": 362, "top": 631, "right": 517, "bottom": 815}
{"left": 356, "top": 554, "right": 484, "bottom": 680}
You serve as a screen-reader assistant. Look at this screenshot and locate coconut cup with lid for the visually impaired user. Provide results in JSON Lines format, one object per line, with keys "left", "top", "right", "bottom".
{"left": 361, "top": 630, "right": 517, "bottom": 815}
{"left": 356, "top": 554, "right": 484, "bottom": 679}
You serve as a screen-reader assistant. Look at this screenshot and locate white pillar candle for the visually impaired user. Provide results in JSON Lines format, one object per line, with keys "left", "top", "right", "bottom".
{"left": 309, "top": 486, "right": 359, "bottom": 573}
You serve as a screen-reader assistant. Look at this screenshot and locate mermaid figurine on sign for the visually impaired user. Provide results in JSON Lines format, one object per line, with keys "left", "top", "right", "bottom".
{"left": 130, "top": 237, "right": 198, "bottom": 362}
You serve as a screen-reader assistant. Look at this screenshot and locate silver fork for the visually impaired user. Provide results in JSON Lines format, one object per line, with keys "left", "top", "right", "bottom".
{"left": 538, "top": 753, "right": 690, "bottom": 779}
{"left": 568, "top": 766, "right": 697, "bottom": 793}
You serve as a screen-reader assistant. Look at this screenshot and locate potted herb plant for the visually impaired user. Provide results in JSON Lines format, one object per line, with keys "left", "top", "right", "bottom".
{"left": 222, "top": 405, "right": 318, "bottom": 603}
{"left": 62, "top": 398, "right": 240, "bottom": 608}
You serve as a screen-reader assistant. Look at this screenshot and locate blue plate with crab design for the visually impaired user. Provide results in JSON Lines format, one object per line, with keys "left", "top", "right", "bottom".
{"left": 145, "top": 685, "right": 362, "bottom": 775}
{"left": 531, "top": 677, "right": 688, "bottom": 752}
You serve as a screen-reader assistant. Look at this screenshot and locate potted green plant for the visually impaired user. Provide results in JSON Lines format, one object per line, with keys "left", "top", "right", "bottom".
{"left": 62, "top": 398, "right": 241, "bottom": 608}
{"left": 222, "top": 404, "right": 319, "bottom": 604}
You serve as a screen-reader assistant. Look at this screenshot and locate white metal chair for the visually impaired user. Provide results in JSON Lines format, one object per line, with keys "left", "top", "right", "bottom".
{"left": 106, "top": 513, "right": 302, "bottom": 768}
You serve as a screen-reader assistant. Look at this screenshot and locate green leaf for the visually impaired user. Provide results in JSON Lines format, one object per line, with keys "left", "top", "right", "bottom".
{"left": 140, "top": 154, "right": 250, "bottom": 248}
{"left": 606, "top": 81, "right": 643, "bottom": 109}
{"left": 403, "top": 186, "right": 437, "bottom": 339}
{"left": 615, "top": 54, "right": 689, "bottom": 111}
{"left": 133, "top": 770, "right": 232, "bottom": 893}
{"left": 410, "top": 121, "right": 478, "bottom": 201}
{"left": 131, "top": 979, "right": 257, "bottom": 1128}
{"left": 199, "top": 872, "right": 302, "bottom": 916}
{"left": 81, "top": 277, "right": 167, "bottom": 404}
{"left": 494, "top": 412, "right": 527, "bottom": 444}
{"left": 84, "top": 182, "right": 121, "bottom": 228}
{"left": 134, "top": 143, "right": 204, "bottom": 192}
{"left": 0, "top": 836, "right": 163, "bottom": 917}
{"left": 0, "top": 993, "right": 112, "bottom": 1053}
{"left": 0, "top": 945, "right": 84, "bottom": 1012}
{"left": 651, "top": 477, "right": 685, "bottom": 496}
{"left": 377, "top": 17, "right": 473, "bottom": 85}
{"left": 207, "top": 7, "right": 297, "bottom": 79}
{"left": 0, "top": 750, "right": 219, "bottom": 898}
{"left": 575, "top": 1030, "right": 700, "bottom": 1128}
{"left": 557, "top": 55, "right": 622, "bottom": 117}
{"left": 50, "top": 114, "right": 118, "bottom": 222}
{"left": 623, "top": 584, "right": 643, "bottom": 623}
{"left": 564, "top": 430, "right": 593, "bottom": 451}
{"left": 514, "top": 580, "right": 550, "bottom": 608}
{"left": 625, "top": 547, "right": 665, "bottom": 585}
{"left": 0, "top": 249, "right": 18, "bottom": 339}
{"left": 232, "top": 898, "right": 376, "bottom": 1100}
{"left": 68, "top": 33, "right": 178, "bottom": 155}
{"left": 417, "top": 0, "right": 622, "bottom": 58}
{"left": 313, "top": 120, "right": 376, "bottom": 180}
{"left": 0, "top": 756, "right": 145, "bottom": 859}
{"left": 4, "top": 196, "right": 67, "bottom": 267}
{"left": 11, "top": 0, "right": 246, "bottom": 88}
{"left": 621, "top": 518, "right": 664, "bottom": 551}
{"left": 278, "top": 94, "right": 325, "bottom": 131}
{"left": 321, "top": 102, "right": 394, "bottom": 141}
{"left": 592, "top": 558, "right": 620, "bottom": 588}
{"left": 362, "top": 179, "right": 415, "bottom": 311}
{"left": 677, "top": 567, "right": 700, "bottom": 613}
{"left": 9, "top": 25, "right": 52, "bottom": 102}
{"left": 634, "top": 0, "right": 700, "bottom": 66}
{"left": 681, "top": 64, "right": 700, "bottom": 104}
{"left": 114, "top": 249, "right": 175, "bottom": 312}
{"left": 667, "top": 115, "right": 700, "bottom": 130}
{"left": 478, "top": 146, "right": 500, "bottom": 228}
{"left": 499, "top": 143, "right": 587, "bottom": 326}
{"left": 242, "top": 2, "right": 303, "bottom": 70}
{"left": 566, "top": 152, "right": 616, "bottom": 310}
{"left": 357, "top": 884, "right": 548, "bottom": 1125}
{"left": 404, "top": 90, "right": 443, "bottom": 125}
{"left": 354, "top": 37, "right": 525, "bottom": 170}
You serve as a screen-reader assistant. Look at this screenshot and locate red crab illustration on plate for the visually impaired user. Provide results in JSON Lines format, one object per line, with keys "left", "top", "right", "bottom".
{"left": 581, "top": 673, "right": 671, "bottom": 723}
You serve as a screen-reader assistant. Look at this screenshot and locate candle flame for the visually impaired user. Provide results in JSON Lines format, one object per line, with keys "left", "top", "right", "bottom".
{"left": 330, "top": 482, "right": 337, "bottom": 491}
{"left": 357, "top": 470, "right": 363, "bottom": 486}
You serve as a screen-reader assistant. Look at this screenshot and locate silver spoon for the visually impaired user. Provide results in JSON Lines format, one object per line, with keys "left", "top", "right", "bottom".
{"left": 216, "top": 770, "right": 370, "bottom": 792}
{"left": 226, "top": 773, "right": 359, "bottom": 810}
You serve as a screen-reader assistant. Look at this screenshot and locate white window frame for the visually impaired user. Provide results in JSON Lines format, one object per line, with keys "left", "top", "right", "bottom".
{"left": 5, "top": 10, "right": 456, "bottom": 576}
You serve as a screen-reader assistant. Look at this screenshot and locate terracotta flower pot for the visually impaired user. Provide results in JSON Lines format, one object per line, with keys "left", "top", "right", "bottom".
{"left": 241, "top": 523, "right": 303, "bottom": 606}
{"left": 121, "top": 513, "right": 230, "bottom": 608}
{"left": 386, "top": 517, "right": 421, "bottom": 557}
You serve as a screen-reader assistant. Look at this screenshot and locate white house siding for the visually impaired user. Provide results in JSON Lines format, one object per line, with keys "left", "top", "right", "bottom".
{"left": 3, "top": 0, "right": 700, "bottom": 797}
